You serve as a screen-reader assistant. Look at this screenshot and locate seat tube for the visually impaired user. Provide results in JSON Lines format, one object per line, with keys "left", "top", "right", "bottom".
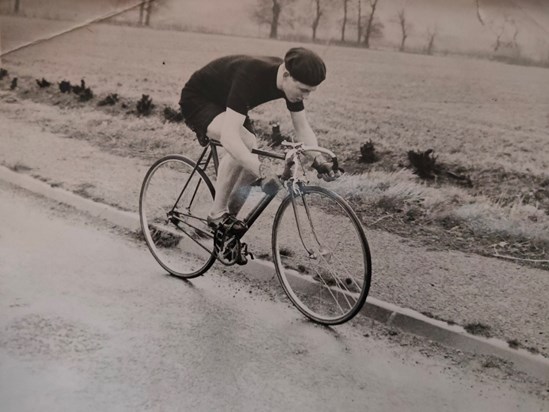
{"left": 171, "top": 145, "right": 212, "bottom": 212}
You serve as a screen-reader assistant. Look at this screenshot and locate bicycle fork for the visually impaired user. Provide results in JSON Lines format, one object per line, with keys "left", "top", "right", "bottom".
{"left": 289, "top": 192, "right": 332, "bottom": 262}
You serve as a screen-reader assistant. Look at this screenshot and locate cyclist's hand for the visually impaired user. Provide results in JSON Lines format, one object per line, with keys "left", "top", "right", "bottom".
{"left": 311, "top": 156, "right": 342, "bottom": 182}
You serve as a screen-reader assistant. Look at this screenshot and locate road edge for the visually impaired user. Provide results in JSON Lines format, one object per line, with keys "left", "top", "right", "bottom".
{"left": 2, "top": 165, "right": 548, "bottom": 382}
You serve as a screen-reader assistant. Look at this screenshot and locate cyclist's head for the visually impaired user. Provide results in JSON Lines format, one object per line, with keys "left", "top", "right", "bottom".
{"left": 282, "top": 47, "right": 326, "bottom": 103}
{"left": 284, "top": 47, "right": 326, "bottom": 87}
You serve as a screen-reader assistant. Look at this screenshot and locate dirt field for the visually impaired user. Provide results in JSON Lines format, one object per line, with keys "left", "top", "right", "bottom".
{"left": 1, "top": 17, "right": 549, "bottom": 355}
{"left": 2, "top": 16, "right": 548, "bottom": 265}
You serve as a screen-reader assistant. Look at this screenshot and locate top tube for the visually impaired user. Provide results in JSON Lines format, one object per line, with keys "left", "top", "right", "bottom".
{"left": 209, "top": 138, "right": 336, "bottom": 162}
{"left": 209, "top": 138, "right": 286, "bottom": 161}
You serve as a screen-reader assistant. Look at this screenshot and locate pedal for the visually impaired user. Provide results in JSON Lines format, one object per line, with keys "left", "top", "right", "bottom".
{"left": 237, "top": 242, "right": 253, "bottom": 265}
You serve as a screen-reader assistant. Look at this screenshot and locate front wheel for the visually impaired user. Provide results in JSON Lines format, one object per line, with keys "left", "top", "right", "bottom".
{"left": 139, "top": 155, "right": 216, "bottom": 279}
{"left": 272, "top": 186, "right": 372, "bottom": 325}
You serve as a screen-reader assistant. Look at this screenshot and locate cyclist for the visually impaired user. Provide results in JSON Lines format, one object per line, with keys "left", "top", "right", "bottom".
{"left": 179, "top": 47, "right": 340, "bottom": 233}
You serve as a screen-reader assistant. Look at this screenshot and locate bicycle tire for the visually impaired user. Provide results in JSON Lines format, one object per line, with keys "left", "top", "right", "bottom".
{"left": 272, "top": 186, "right": 372, "bottom": 325}
{"left": 139, "top": 154, "right": 216, "bottom": 279}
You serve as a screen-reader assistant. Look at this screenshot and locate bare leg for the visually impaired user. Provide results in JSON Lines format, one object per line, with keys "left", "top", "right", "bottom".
{"left": 210, "top": 154, "right": 243, "bottom": 218}
{"left": 206, "top": 112, "right": 258, "bottom": 219}
{"left": 227, "top": 169, "right": 258, "bottom": 216}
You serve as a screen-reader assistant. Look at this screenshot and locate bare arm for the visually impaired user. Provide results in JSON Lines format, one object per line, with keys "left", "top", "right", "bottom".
{"left": 220, "top": 108, "right": 262, "bottom": 178}
{"left": 290, "top": 110, "right": 320, "bottom": 162}
{"left": 290, "top": 109, "right": 341, "bottom": 181}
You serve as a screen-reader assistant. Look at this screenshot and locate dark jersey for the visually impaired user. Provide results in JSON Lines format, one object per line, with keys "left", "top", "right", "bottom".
{"left": 183, "top": 55, "right": 304, "bottom": 115}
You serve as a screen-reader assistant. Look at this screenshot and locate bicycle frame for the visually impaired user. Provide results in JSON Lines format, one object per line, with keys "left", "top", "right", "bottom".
{"left": 174, "top": 140, "right": 285, "bottom": 237}
{"left": 141, "top": 138, "right": 370, "bottom": 323}
{"left": 176, "top": 139, "right": 338, "bottom": 243}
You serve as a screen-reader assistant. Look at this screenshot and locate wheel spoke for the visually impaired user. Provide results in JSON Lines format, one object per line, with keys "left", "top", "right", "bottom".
{"left": 273, "top": 186, "right": 371, "bottom": 325}
{"left": 140, "top": 155, "right": 216, "bottom": 278}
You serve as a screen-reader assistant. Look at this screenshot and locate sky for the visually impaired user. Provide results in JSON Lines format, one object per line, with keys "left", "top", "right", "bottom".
{"left": 1, "top": 0, "right": 548, "bottom": 59}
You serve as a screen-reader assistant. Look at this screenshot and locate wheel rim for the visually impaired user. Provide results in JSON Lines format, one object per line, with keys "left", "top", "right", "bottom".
{"left": 140, "top": 156, "right": 215, "bottom": 278}
{"left": 273, "top": 187, "right": 371, "bottom": 324}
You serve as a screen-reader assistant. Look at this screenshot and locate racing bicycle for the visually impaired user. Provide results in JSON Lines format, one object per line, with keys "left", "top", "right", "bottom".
{"left": 139, "top": 139, "right": 372, "bottom": 325}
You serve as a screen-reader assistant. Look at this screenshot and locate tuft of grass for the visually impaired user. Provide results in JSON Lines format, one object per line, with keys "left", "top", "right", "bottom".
{"left": 136, "top": 94, "right": 154, "bottom": 116}
{"left": 36, "top": 78, "right": 51, "bottom": 88}
{"left": 408, "top": 149, "right": 440, "bottom": 179}
{"left": 526, "top": 346, "right": 540, "bottom": 355}
{"left": 482, "top": 356, "right": 504, "bottom": 369}
{"left": 269, "top": 123, "right": 285, "bottom": 147}
{"left": 279, "top": 247, "right": 294, "bottom": 257}
{"left": 78, "top": 88, "right": 93, "bottom": 102}
{"left": 9, "top": 162, "right": 32, "bottom": 173}
{"left": 464, "top": 322, "right": 492, "bottom": 338}
{"left": 507, "top": 339, "right": 520, "bottom": 349}
{"left": 359, "top": 140, "right": 380, "bottom": 163}
{"left": 296, "top": 264, "right": 309, "bottom": 274}
{"left": 98, "top": 93, "right": 119, "bottom": 106}
{"left": 255, "top": 252, "right": 270, "bottom": 260}
{"left": 149, "top": 226, "right": 181, "bottom": 249}
{"left": 59, "top": 80, "right": 72, "bottom": 93}
{"left": 72, "top": 79, "right": 93, "bottom": 102}
{"left": 163, "top": 106, "right": 183, "bottom": 122}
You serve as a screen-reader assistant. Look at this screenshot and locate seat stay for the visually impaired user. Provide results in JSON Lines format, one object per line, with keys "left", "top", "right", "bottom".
{"left": 170, "top": 145, "right": 213, "bottom": 214}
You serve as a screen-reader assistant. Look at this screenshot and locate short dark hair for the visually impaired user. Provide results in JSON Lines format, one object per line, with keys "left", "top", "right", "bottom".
{"left": 284, "top": 47, "right": 326, "bottom": 87}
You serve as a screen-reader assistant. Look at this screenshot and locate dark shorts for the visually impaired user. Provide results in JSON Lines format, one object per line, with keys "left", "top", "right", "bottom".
{"left": 179, "top": 88, "right": 254, "bottom": 147}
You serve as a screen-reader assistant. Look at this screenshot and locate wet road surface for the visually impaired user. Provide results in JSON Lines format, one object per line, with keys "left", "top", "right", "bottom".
{"left": 0, "top": 182, "right": 546, "bottom": 412}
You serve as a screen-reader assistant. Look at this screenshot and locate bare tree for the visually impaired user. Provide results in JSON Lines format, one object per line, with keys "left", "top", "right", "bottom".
{"left": 511, "top": 26, "right": 519, "bottom": 48}
{"left": 144, "top": 0, "right": 153, "bottom": 26}
{"left": 425, "top": 26, "right": 437, "bottom": 55}
{"left": 311, "top": 0, "right": 324, "bottom": 41}
{"left": 363, "top": 0, "right": 380, "bottom": 48}
{"left": 475, "top": 0, "right": 485, "bottom": 26}
{"left": 357, "top": 0, "right": 362, "bottom": 43}
{"left": 139, "top": 1, "right": 145, "bottom": 25}
{"left": 492, "top": 26, "right": 504, "bottom": 51}
{"left": 137, "top": 0, "right": 160, "bottom": 26}
{"left": 397, "top": 8, "right": 410, "bottom": 52}
{"left": 252, "top": 0, "right": 295, "bottom": 39}
{"left": 340, "top": 0, "right": 351, "bottom": 42}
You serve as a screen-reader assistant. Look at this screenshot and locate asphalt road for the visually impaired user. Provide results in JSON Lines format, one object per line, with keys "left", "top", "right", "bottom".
{"left": 0, "top": 182, "right": 546, "bottom": 412}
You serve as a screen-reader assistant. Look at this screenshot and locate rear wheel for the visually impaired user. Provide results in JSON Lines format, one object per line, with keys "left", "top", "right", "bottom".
{"left": 139, "top": 155, "right": 216, "bottom": 278}
{"left": 272, "top": 186, "right": 371, "bottom": 325}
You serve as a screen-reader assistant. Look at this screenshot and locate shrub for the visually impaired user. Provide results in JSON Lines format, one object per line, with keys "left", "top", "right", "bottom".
{"left": 0, "top": 68, "right": 8, "bottom": 80}
{"left": 408, "top": 149, "right": 440, "bottom": 179}
{"left": 464, "top": 322, "right": 492, "bottom": 337}
{"left": 78, "top": 88, "right": 94, "bottom": 102}
{"left": 270, "top": 122, "right": 284, "bottom": 147}
{"left": 359, "top": 139, "right": 379, "bottom": 163}
{"left": 71, "top": 79, "right": 87, "bottom": 95}
{"left": 507, "top": 339, "right": 520, "bottom": 349}
{"left": 10, "top": 78, "right": 17, "bottom": 90}
{"left": 136, "top": 94, "right": 154, "bottom": 116}
{"left": 36, "top": 78, "right": 51, "bottom": 88}
{"left": 163, "top": 106, "right": 183, "bottom": 122}
{"left": 59, "top": 80, "right": 72, "bottom": 93}
{"left": 97, "top": 94, "right": 119, "bottom": 106}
